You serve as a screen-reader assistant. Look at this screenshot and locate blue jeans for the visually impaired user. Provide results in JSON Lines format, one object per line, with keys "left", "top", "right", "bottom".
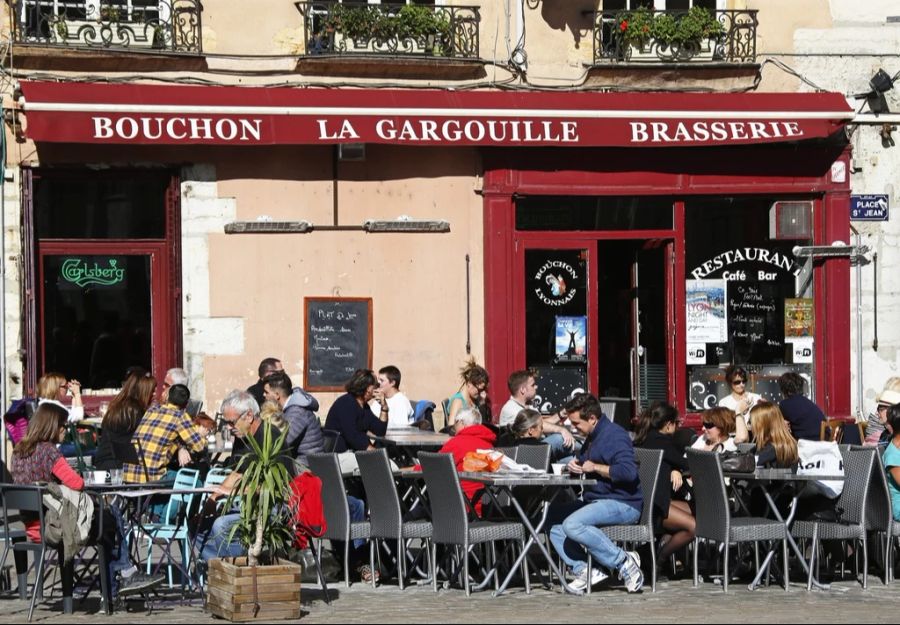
{"left": 348, "top": 495, "right": 365, "bottom": 550}
{"left": 197, "top": 513, "right": 245, "bottom": 562}
{"left": 549, "top": 498, "right": 640, "bottom": 574}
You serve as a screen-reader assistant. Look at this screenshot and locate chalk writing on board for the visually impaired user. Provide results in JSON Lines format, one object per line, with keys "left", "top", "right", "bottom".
{"left": 304, "top": 298, "right": 372, "bottom": 391}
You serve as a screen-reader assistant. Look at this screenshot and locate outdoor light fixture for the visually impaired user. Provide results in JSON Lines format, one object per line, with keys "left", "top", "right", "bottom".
{"left": 224, "top": 220, "right": 312, "bottom": 234}
{"left": 362, "top": 218, "right": 450, "bottom": 233}
{"left": 792, "top": 242, "right": 870, "bottom": 260}
{"left": 870, "top": 69, "right": 895, "bottom": 94}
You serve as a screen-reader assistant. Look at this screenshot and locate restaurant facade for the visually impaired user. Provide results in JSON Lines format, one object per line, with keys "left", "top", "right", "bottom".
{"left": 5, "top": 79, "right": 855, "bottom": 427}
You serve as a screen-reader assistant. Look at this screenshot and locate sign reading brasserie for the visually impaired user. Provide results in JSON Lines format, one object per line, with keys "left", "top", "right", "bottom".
{"left": 61, "top": 258, "right": 125, "bottom": 287}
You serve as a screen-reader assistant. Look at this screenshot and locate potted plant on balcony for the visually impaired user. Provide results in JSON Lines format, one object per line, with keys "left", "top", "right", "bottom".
{"left": 617, "top": 6, "right": 724, "bottom": 61}
{"left": 397, "top": 4, "right": 452, "bottom": 55}
{"left": 206, "top": 422, "right": 301, "bottom": 622}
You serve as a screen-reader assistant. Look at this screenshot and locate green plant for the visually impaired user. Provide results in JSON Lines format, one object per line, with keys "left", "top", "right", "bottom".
{"left": 223, "top": 422, "right": 294, "bottom": 566}
{"left": 617, "top": 6, "right": 724, "bottom": 48}
{"left": 617, "top": 6, "right": 654, "bottom": 48}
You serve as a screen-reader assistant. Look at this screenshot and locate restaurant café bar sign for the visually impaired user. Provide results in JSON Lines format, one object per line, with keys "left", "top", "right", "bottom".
{"left": 19, "top": 82, "right": 854, "bottom": 148}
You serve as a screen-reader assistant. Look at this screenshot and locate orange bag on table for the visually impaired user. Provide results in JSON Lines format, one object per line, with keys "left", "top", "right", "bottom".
{"left": 462, "top": 450, "right": 502, "bottom": 472}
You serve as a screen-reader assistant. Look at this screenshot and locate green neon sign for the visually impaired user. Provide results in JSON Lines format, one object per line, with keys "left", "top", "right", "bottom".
{"left": 61, "top": 258, "right": 125, "bottom": 287}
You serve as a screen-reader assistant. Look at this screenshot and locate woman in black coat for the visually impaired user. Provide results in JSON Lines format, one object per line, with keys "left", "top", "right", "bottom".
{"left": 633, "top": 402, "right": 696, "bottom": 563}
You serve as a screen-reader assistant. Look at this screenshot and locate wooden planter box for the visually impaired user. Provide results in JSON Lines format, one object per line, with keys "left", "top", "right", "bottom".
{"left": 207, "top": 557, "right": 302, "bottom": 622}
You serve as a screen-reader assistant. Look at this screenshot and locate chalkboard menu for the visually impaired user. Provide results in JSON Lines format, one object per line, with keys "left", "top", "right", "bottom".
{"left": 727, "top": 283, "right": 784, "bottom": 364}
{"left": 303, "top": 297, "right": 373, "bottom": 391}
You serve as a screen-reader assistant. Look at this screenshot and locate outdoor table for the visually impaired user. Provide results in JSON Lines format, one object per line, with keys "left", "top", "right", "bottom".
{"left": 723, "top": 468, "right": 846, "bottom": 591}
{"left": 372, "top": 430, "right": 450, "bottom": 465}
{"left": 458, "top": 471, "right": 597, "bottom": 597}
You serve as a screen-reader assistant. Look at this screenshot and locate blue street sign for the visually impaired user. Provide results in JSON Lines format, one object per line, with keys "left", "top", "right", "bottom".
{"left": 850, "top": 194, "right": 889, "bottom": 221}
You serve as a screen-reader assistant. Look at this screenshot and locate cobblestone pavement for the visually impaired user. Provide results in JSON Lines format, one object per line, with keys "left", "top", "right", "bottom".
{"left": 2, "top": 574, "right": 899, "bottom": 623}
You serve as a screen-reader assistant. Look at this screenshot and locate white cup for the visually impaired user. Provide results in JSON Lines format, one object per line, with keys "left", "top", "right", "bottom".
{"left": 92, "top": 470, "right": 109, "bottom": 484}
{"left": 551, "top": 463, "right": 567, "bottom": 476}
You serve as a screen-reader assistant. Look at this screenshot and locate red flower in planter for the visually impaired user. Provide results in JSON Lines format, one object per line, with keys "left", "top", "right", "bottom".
{"left": 620, "top": 20, "right": 628, "bottom": 32}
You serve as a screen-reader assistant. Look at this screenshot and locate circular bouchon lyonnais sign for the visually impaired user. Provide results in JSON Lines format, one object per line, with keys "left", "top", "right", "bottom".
{"left": 533, "top": 259, "right": 578, "bottom": 306}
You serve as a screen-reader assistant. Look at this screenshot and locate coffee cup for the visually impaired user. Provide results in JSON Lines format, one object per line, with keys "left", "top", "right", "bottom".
{"left": 551, "top": 463, "right": 567, "bottom": 476}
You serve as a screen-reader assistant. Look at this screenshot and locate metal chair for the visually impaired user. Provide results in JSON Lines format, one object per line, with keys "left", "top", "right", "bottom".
{"left": 595, "top": 448, "right": 663, "bottom": 593}
{"left": 307, "top": 453, "right": 371, "bottom": 587}
{"left": 2, "top": 485, "right": 56, "bottom": 621}
{"left": 355, "top": 449, "right": 433, "bottom": 588}
{"left": 792, "top": 446, "right": 877, "bottom": 589}
{"left": 418, "top": 452, "right": 528, "bottom": 596}
{"left": 321, "top": 429, "right": 342, "bottom": 454}
{"left": 820, "top": 418, "right": 846, "bottom": 443}
{"left": 686, "top": 449, "right": 789, "bottom": 592}
{"left": 515, "top": 444, "right": 551, "bottom": 472}
{"left": 495, "top": 447, "right": 518, "bottom": 462}
{"left": 864, "top": 449, "right": 898, "bottom": 584}
{"left": 142, "top": 467, "right": 201, "bottom": 588}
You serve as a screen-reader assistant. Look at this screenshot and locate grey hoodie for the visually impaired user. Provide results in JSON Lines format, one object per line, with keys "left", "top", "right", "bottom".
{"left": 283, "top": 387, "right": 324, "bottom": 462}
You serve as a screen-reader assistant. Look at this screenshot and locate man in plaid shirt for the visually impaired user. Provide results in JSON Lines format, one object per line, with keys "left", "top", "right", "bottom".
{"left": 123, "top": 384, "right": 207, "bottom": 483}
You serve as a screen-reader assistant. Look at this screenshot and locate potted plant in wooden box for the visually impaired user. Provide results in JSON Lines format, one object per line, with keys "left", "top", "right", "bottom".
{"left": 206, "top": 422, "right": 300, "bottom": 622}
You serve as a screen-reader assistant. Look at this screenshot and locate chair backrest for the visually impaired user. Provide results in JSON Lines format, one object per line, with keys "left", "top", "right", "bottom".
{"left": 307, "top": 453, "right": 350, "bottom": 542}
{"left": 686, "top": 448, "right": 730, "bottom": 543}
{"left": 821, "top": 418, "right": 845, "bottom": 443}
{"left": 441, "top": 398, "right": 450, "bottom": 418}
{"left": 418, "top": 452, "right": 469, "bottom": 545}
{"left": 321, "top": 430, "right": 341, "bottom": 454}
{"left": 162, "top": 468, "right": 201, "bottom": 525}
{"left": 866, "top": 450, "right": 893, "bottom": 532}
{"left": 1, "top": 485, "right": 45, "bottom": 546}
{"left": 495, "top": 447, "right": 518, "bottom": 462}
{"left": 204, "top": 467, "right": 232, "bottom": 488}
{"left": 634, "top": 448, "right": 663, "bottom": 527}
{"left": 835, "top": 446, "right": 876, "bottom": 525}
{"left": 355, "top": 449, "right": 403, "bottom": 540}
{"left": 515, "top": 444, "right": 551, "bottom": 472}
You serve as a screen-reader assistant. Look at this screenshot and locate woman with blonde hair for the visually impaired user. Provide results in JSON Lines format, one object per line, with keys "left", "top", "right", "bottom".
{"left": 36, "top": 371, "right": 84, "bottom": 423}
{"left": 259, "top": 400, "right": 287, "bottom": 430}
{"left": 446, "top": 357, "right": 489, "bottom": 429}
{"left": 749, "top": 402, "right": 798, "bottom": 469}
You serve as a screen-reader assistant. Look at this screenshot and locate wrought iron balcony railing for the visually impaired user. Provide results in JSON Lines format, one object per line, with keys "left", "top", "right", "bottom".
{"left": 295, "top": 2, "right": 479, "bottom": 59}
{"left": 593, "top": 9, "right": 757, "bottom": 64}
{"left": 10, "top": 0, "right": 203, "bottom": 53}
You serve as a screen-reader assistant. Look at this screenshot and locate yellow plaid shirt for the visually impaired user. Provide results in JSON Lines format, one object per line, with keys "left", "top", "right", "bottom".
{"left": 122, "top": 403, "right": 206, "bottom": 483}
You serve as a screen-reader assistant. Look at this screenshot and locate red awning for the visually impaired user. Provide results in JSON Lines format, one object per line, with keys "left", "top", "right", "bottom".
{"left": 19, "top": 80, "right": 853, "bottom": 148}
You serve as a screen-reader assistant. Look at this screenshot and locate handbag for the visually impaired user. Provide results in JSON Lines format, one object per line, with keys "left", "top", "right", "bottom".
{"left": 719, "top": 450, "right": 756, "bottom": 473}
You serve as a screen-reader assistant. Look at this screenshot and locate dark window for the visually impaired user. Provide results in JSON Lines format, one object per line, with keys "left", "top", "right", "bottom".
{"left": 33, "top": 173, "right": 168, "bottom": 239}
{"left": 516, "top": 196, "right": 673, "bottom": 231}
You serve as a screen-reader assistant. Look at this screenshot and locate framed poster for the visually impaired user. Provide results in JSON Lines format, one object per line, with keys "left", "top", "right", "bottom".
{"left": 686, "top": 279, "right": 727, "bottom": 343}
{"left": 554, "top": 315, "right": 587, "bottom": 363}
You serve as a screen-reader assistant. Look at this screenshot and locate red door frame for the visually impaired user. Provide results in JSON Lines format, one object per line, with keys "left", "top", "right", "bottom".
{"left": 22, "top": 168, "right": 182, "bottom": 395}
{"left": 483, "top": 144, "right": 852, "bottom": 422}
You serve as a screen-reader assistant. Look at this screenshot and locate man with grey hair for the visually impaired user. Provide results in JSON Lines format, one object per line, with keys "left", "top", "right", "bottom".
{"left": 161, "top": 367, "right": 189, "bottom": 403}
{"left": 436, "top": 407, "right": 496, "bottom": 514}
{"left": 196, "top": 389, "right": 293, "bottom": 563}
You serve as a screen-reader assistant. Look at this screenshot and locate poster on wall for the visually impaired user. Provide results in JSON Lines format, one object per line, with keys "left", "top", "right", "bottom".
{"left": 555, "top": 315, "right": 587, "bottom": 363}
{"left": 686, "top": 279, "right": 727, "bottom": 343}
{"left": 784, "top": 298, "right": 814, "bottom": 339}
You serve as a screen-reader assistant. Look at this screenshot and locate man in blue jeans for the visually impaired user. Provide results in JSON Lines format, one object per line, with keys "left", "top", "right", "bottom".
{"left": 548, "top": 393, "right": 644, "bottom": 593}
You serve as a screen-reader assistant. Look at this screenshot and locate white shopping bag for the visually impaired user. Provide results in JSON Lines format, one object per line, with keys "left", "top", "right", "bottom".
{"left": 797, "top": 439, "right": 845, "bottom": 499}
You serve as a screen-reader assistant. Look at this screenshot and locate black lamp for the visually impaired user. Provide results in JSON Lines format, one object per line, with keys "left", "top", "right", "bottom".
{"left": 870, "top": 69, "right": 895, "bottom": 93}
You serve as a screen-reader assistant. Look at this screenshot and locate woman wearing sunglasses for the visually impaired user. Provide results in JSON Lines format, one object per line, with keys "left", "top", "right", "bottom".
{"left": 718, "top": 365, "right": 761, "bottom": 431}
{"left": 691, "top": 406, "right": 742, "bottom": 452}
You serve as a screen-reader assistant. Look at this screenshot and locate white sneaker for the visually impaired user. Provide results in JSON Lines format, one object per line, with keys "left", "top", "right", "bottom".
{"left": 627, "top": 550, "right": 641, "bottom": 568}
{"left": 569, "top": 567, "right": 608, "bottom": 591}
{"left": 618, "top": 552, "right": 644, "bottom": 593}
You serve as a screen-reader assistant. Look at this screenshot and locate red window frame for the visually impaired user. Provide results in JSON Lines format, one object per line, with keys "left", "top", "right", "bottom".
{"left": 22, "top": 168, "right": 182, "bottom": 396}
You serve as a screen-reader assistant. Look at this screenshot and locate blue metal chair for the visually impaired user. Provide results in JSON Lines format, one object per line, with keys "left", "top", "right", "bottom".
{"left": 143, "top": 468, "right": 201, "bottom": 588}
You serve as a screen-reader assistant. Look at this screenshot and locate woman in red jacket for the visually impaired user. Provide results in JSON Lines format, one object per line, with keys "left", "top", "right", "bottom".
{"left": 438, "top": 407, "right": 497, "bottom": 515}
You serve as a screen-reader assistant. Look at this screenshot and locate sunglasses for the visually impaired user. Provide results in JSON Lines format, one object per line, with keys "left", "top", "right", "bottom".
{"left": 731, "top": 379, "right": 746, "bottom": 386}
{"left": 702, "top": 421, "right": 717, "bottom": 429}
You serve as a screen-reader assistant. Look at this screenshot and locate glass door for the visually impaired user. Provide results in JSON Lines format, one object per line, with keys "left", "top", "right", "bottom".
{"left": 516, "top": 242, "right": 598, "bottom": 414}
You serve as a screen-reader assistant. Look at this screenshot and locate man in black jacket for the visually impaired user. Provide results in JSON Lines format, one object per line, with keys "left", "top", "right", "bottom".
{"left": 247, "top": 357, "right": 282, "bottom": 407}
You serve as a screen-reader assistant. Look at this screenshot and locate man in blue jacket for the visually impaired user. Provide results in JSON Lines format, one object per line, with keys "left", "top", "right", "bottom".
{"left": 548, "top": 393, "right": 644, "bottom": 593}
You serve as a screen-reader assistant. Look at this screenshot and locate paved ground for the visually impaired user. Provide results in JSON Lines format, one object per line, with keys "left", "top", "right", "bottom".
{"left": 2, "top": 572, "right": 898, "bottom": 623}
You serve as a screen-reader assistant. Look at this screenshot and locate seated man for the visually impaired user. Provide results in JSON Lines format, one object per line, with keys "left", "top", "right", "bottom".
{"left": 547, "top": 393, "right": 644, "bottom": 593}
{"left": 369, "top": 365, "right": 414, "bottom": 429}
{"left": 247, "top": 357, "right": 283, "bottom": 408}
{"left": 263, "top": 371, "right": 323, "bottom": 464}
{"left": 498, "top": 369, "right": 578, "bottom": 462}
{"left": 777, "top": 372, "right": 826, "bottom": 442}
{"left": 122, "top": 384, "right": 207, "bottom": 483}
{"left": 195, "top": 390, "right": 295, "bottom": 562}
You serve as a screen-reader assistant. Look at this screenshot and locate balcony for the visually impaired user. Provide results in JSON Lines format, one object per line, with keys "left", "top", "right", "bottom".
{"left": 295, "top": 2, "right": 479, "bottom": 59}
{"left": 10, "top": 0, "right": 203, "bottom": 54}
{"left": 592, "top": 8, "right": 757, "bottom": 65}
